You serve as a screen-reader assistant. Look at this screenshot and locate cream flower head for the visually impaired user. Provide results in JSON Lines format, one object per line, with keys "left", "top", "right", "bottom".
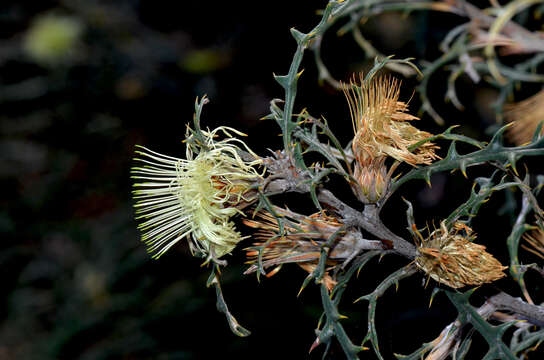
{"left": 132, "top": 126, "right": 263, "bottom": 260}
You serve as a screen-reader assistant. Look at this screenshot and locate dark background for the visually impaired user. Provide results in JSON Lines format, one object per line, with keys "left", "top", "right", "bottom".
{"left": 1, "top": 1, "right": 541, "bottom": 359}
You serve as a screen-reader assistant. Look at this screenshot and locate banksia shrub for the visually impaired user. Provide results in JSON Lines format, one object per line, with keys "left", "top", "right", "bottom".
{"left": 129, "top": 1, "right": 544, "bottom": 359}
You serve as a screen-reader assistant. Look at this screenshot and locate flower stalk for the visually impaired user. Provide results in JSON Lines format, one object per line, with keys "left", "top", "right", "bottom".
{"left": 342, "top": 74, "right": 439, "bottom": 203}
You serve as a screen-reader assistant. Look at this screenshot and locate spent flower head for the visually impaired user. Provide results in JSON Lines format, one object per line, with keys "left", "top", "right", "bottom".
{"left": 343, "top": 74, "right": 439, "bottom": 203}
{"left": 132, "top": 126, "right": 263, "bottom": 260}
{"left": 413, "top": 221, "right": 506, "bottom": 288}
{"left": 244, "top": 207, "right": 356, "bottom": 291}
{"left": 343, "top": 74, "right": 439, "bottom": 167}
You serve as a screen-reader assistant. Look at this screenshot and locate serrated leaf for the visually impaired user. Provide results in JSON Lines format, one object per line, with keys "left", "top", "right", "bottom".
{"left": 364, "top": 56, "right": 420, "bottom": 84}
{"left": 356, "top": 266, "right": 417, "bottom": 360}
{"left": 446, "top": 290, "right": 517, "bottom": 360}
{"left": 294, "top": 128, "right": 349, "bottom": 177}
{"left": 393, "top": 125, "right": 544, "bottom": 191}
{"left": 293, "top": 142, "right": 308, "bottom": 171}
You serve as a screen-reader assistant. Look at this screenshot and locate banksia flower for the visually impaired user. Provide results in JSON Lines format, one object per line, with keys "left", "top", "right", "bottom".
{"left": 504, "top": 90, "right": 544, "bottom": 146}
{"left": 244, "top": 207, "right": 363, "bottom": 291}
{"left": 414, "top": 221, "right": 506, "bottom": 288}
{"left": 131, "top": 126, "right": 263, "bottom": 260}
{"left": 343, "top": 74, "right": 439, "bottom": 203}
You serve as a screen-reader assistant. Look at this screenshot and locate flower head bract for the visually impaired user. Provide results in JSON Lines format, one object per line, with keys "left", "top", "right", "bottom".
{"left": 342, "top": 74, "right": 439, "bottom": 203}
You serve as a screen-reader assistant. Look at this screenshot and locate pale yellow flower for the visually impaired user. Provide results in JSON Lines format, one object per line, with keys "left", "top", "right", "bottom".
{"left": 132, "top": 127, "right": 263, "bottom": 259}
{"left": 414, "top": 221, "right": 506, "bottom": 288}
{"left": 343, "top": 74, "right": 439, "bottom": 167}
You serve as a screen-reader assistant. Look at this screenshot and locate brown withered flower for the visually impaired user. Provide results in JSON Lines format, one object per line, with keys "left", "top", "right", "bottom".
{"left": 522, "top": 225, "right": 544, "bottom": 259}
{"left": 243, "top": 207, "right": 365, "bottom": 291}
{"left": 343, "top": 74, "right": 439, "bottom": 203}
{"left": 414, "top": 221, "right": 506, "bottom": 289}
{"left": 504, "top": 89, "right": 544, "bottom": 146}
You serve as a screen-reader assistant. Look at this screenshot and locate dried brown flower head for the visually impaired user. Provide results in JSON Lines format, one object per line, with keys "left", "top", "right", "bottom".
{"left": 352, "top": 156, "right": 388, "bottom": 203}
{"left": 243, "top": 207, "right": 358, "bottom": 291}
{"left": 342, "top": 74, "right": 439, "bottom": 203}
{"left": 343, "top": 74, "right": 439, "bottom": 167}
{"left": 414, "top": 221, "right": 506, "bottom": 288}
{"left": 522, "top": 225, "right": 544, "bottom": 259}
{"left": 504, "top": 89, "right": 544, "bottom": 146}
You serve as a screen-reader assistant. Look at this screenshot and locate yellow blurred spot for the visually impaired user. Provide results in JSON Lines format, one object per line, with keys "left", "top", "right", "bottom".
{"left": 180, "top": 49, "right": 231, "bottom": 74}
{"left": 23, "top": 13, "right": 84, "bottom": 66}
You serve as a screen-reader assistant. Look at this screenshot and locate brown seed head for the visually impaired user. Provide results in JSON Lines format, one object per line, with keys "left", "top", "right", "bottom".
{"left": 415, "top": 221, "right": 506, "bottom": 288}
